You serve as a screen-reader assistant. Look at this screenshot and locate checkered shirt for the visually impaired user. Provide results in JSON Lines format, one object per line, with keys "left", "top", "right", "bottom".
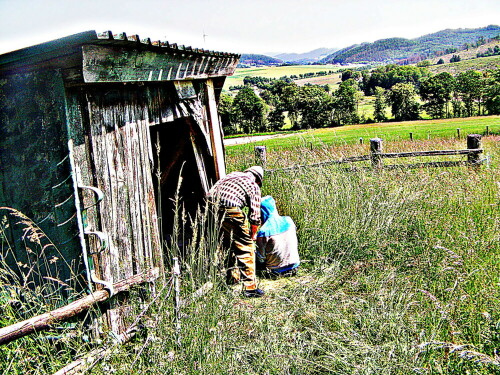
{"left": 207, "top": 171, "right": 262, "bottom": 225}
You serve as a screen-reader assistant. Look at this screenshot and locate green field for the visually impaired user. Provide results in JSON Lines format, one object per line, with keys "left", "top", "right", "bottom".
{"left": 227, "top": 115, "right": 500, "bottom": 152}
{"left": 224, "top": 64, "right": 344, "bottom": 90}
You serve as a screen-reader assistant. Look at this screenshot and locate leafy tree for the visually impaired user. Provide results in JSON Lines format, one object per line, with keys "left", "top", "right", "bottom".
{"left": 451, "top": 99, "right": 465, "bottom": 118}
{"left": 296, "top": 85, "right": 333, "bottom": 129}
{"left": 373, "top": 86, "right": 387, "bottom": 122}
{"left": 417, "top": 60, "right": 431, "bottom": 67}
{"left": 266, "top": 108, "right": 285, "bottom": 131}
{"left": 484, "top": 69, "right": 500, "bottom": 115}
{"left": 231, "top": 86, "right": 267, "bottom": 133}
{"left": 455, "top": 70, "right": 484, "bottom": 116}
{"left": 332, "top": 79, "right": 360, "bottom": 126}
{"left": 260, "top": 90, "right": 279, "bottom": 106}
{"left": 361, "top": 64, "right": 430, "bottom": 95}
{"left": 218, "top": 93, "right": 237, "bottom": 135}
{"left": 450, "top": 54, "right": 461, "bottom": 63}
{"left": 273, "top": 82, "right": 300, "bottom": 129}
{"left": 387, "top": 83, "right": 420, "bottom": 121}
{"left": 260, "top": 80, "right": 301, "bottom": 129}
{"left": 341, "top": 69, "right": 361, "bottom": 82}
{"left": 419, "top": 72, "right": 455, "bottom": 118}
{"left": 437, "top": 58, "right": 445, "bottom": 65}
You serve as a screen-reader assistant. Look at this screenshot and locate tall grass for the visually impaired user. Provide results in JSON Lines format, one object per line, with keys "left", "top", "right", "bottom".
{"left": 0, "top": 208, "right": 93, "bottom": 375}
{"left": 78, "top": 137, "right": 499, "bottom": 374}
{"left": 2, "top": 138, "right": 499, "bottom": 374}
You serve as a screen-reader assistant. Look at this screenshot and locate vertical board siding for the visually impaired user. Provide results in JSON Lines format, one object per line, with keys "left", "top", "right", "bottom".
{"left": 69, "top": 85, "right": 165, "bottom": 287}
{"left": 0, "top": 71, "right": 85, "bottom": 294}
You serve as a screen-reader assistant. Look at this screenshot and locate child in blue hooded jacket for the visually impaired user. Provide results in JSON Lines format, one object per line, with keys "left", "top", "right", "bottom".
{"left": 256, "top": 196, "right": 300, "bottom": 275}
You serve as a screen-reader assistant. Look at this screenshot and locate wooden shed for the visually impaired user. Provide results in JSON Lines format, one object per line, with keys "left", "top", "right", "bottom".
{"left": 0, "top": 30, "right": 239, "bottom": 333}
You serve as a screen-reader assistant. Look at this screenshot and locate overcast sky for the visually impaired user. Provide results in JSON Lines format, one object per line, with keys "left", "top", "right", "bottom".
{"left": 1, "top": 0, "right": 499, "bottom": 55}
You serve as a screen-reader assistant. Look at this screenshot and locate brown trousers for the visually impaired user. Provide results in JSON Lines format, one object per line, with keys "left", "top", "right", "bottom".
{"left": 220, "top": 207, "right": 257, "bottom": 291}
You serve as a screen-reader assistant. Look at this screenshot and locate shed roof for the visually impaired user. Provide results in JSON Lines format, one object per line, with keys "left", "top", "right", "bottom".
{"left": 0, "top": 30, "right": 240, "bottom": 81}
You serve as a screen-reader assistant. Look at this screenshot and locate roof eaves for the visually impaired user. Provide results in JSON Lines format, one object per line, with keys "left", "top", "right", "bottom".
{"left": 0, "top": 30, "right": 241, "bottom": 72}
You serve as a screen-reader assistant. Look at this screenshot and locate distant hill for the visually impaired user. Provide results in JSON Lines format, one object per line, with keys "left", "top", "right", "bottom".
{"left": 274, "top": 48, "right": 339, "bottom": 63}
{"left": 426, "top": 39, "right": 500, "bottom": 75}
{"left": 238, "top": 54, "right": 283, "bottom": 67}
{"left": 321, "top": 25, "right": 500, "bottom": 65}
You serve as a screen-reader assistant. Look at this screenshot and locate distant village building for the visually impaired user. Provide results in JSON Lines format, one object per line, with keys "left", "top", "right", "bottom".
{"left": 0, "top": 30, "right": 239, "bottom": 333}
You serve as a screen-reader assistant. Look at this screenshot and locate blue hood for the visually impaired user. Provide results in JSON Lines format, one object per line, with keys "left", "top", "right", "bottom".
{"left": 257, "top": 196, "right": 293, "bottom": 237}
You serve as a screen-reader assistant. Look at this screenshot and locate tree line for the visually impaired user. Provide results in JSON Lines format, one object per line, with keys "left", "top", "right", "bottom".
{"left": 228, "top": 71, "right": 336, "bottom": 91}
{"left": 219, "top": 64, "right": 500, "bottom": 135}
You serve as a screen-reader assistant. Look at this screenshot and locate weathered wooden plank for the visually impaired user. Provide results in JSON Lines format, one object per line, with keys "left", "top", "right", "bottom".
{"left": 84, "top": 90, "right": 162, "bottom": 281}
{"left": 0, "top": 268, "right": 159, "bottom": 345}
{"left": 190, "top": 134, "right": 210, "bottom": 194}
{"left": 82, "top": 45, "right": 238, "bottom": 83}
{"left": 380, "top": 149, "right": 483, "bottom": 159}
{"left": 137, "top": 120, "right": 162, "bottom": 270}
{"left": 90, "top": 131, "right": 112, "bottom": 283}
{"left": 205, "top": 79, "right": 226, "bottom": 180}
{"left": 94, "top": 127, "right": 130, "bottom": 334}
{"left": 116, "top": 123, "right": 139, "bottom": 275}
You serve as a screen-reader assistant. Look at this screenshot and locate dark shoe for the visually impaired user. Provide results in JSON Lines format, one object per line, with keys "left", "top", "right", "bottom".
{"left": 243, "top": 288, "right": 265, "bottom": 298}
{"left": 279, "top": 268, "right": 298, "bottom": 277}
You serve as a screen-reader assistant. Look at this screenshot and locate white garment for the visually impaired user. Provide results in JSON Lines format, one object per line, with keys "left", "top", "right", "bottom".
{"left": 256, "top": 221, "right": 300, "bottom": 270}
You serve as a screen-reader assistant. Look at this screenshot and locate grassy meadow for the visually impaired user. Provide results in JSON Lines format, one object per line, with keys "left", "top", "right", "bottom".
{"left": 427, "top": 55, "right": 500, "bottom": 76}
{"left": 226, "top": 116, "right": 500, "bottom": 154}
{"left": 2, "top": 121, "right": 500, "bottom": 374}
{"left": 224, "top": 64, "right": 343, "bottom": 90}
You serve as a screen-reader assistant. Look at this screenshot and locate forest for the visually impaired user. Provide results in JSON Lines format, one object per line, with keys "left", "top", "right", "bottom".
{"left": 321, "top": 25, "right": 500, "bottom": 64}
{"left": 220, "top": 62, "right": 500, "bottom": 135}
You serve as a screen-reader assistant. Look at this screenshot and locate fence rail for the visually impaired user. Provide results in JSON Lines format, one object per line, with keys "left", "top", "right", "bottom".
{"left": 257, "top": 134, "right": 484, "bottom": 172}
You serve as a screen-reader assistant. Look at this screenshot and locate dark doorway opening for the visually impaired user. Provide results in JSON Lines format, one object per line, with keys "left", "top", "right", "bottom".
{"left": 150, "top": 117, "right": 214, "bottom": 250}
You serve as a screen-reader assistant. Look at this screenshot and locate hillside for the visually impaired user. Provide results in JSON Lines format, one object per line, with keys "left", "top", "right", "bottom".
{"left": 321, "top": 25, "right": 500, "bottom": 64}
{"left": 238, "top": 54, "right": 283, "bottom": 67}
{"left": 427, "top": 38, "right": 500, "bottom": 63}
{"left": 427, "top": 54, "right": 500, "bottom": 75}
{"left": 274, "top": 48, "right": 339, "bottom": 63}
{"left": 424, "top": 39, "right": 500, "bottom": 75}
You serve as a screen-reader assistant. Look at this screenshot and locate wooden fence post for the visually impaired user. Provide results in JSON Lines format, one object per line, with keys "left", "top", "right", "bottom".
{"left": 359, "top": 137, "right": 363, "bottom": 145}
{"left": 409, "top": 132, "right": 413, "bottom": 141}
{"left": 457, "top": 128, "right": 461, "bottom": 138}
{"left": 254, "top": 146, "right": 267, "bottom": 167}
{"left": 486, "top": 126, "right": 489, "bottom": 136}
{"left": 370, "top": 138, "right": 383, "bottom": 168}
{"left": 467, "top": 134, "right": 482, "bottom": 165}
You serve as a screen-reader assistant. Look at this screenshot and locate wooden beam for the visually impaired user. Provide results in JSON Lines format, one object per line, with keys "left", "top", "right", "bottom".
{"left": 380, "top": 149, "right": 483, "bottom": 159}
{"left": 82, "top": 45, "right": 238, "bottom": 83}
{"left": 205, "top": 79, "right": 226, "bottom": 180}
{"left": 0, "top": 268, "right": 159, "bottom": 346}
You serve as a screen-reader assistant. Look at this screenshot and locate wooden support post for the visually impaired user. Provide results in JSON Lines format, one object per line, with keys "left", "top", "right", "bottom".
{"left": 370, "top": 138, "right": 383, "bottom": 168}
{"left": 205, "top": 79, "right": 226, "bottom": 180}
{"left": 0, "top": 268, "right": 159, "bottom": 346}
{"left": 467, "top": 134, "right": 482, "bottom": 165}
{"left": 409, "top": 132, "right": 413, "bottom": 141}
{"left": 486, "top": 126, "right": 489, "bottom": 136}
{"left": 457, "top": 128, "right": 461, "bottom": 138}
{"left": 254, "top": 146, "right": 267, "bottom": 168}
{"left": 359, "top": 137, "right": 363, "bottom": 145}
